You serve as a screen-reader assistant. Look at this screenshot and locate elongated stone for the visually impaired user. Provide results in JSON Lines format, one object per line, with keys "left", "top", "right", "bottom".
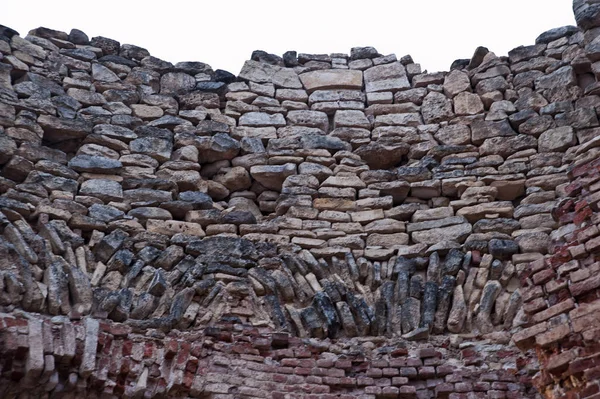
{"left": 401, "top": 297, "right": 421, "bottom": 334}
{"left": 447, "top": 285, "right": 467, "bottom": 333}
{"left": 433, "top": 276, "right": 456, "bottom": 334}
{"left": 421, "top": 281, "right": 438, "bottom": 330}
{"left": 475, "top": 280, "right": 502, "bottom": 333}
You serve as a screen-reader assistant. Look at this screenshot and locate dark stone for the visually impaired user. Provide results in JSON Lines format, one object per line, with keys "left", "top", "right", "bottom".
{"left": 282, "top": 253, "right": 308, "bottom": 275}
{"left": 220, "top": 210, "right": 256, "bottom": 225}
{"left": 169, "top": 287, "right": 195, "bottom": 321}
{"left": 68, "top": 155, "right": 122, "bottom": 174}
{"left": 175, "top": 61, "right": 214, "bottom": 76}
{"left": 401, "top": 297, "right": 420, "bottom": 334}
{"left": 443, "top": 249, "right": 463, "bottom": 276}
{"left": 138, "top": 246, "right": 161, "bottom": 263}
{"left": 410, "top": 275, "right": 423, "bottom": 299}
{"left": 350, "top": 46, "right": 381, "bottom": 60}
{"left": 122, "top": 260, "right": 145, "bottom": 288}
{"left": 89, "top": 204, "right": 125, "bottom": 223}
{"left": 301, "top": 134, "right": 351, "bottom": 151}
{"left": 283, "top": 51, "right": 299, "bottom": 67}
{"left": 108, "top": 288, "right": 132, "bottom": 322}
{"left": 396, "top": 269, "right": 410, "bottom": 306}
{"left": 535, "top": 25, "right": 579, "bottom": 44}
{"left": 575, "top": 3, "right": 600, "bottom": 30}
{"left": 488, "top": 239, "right": 519, "bottom": 260}
{"left": 205, "top": 263, "right": 248, "bottom": 277}
{"left": 130, "top": 292, "right": 158, "bottom": 319}
{"left": 433, "top": 275, "right": 455, "bottom": 334}
{"left": 313, "top": 292, "right": 340, "bottom": 338}
{"left": 421, "top": 281, "right": 438, "bottom": 330}
{"left": 68, "top": 29, "right": 89, "bottom": 45}
{"left": 196, "top": 81, "right": 226, "bottom": 93}
{"left": 94, "top": 229, "right": 128, "bottom": 263}
{"left": 372, "top": 299, "right": 388, "bottom": 336}
{"left": 120, "top": 44, "right": 150, "bottom": 61}
{"left": 0, "top": 24, "right": 19, "bottom": 40}
{"left": 356, "top": 141, "right": 409, "bottom": 170}
{"left": 490, "top": 260, "right": 505, "bottom": 281}
{"left": 178, "top": 191, "right": 213, "bottom": 209}
{"left": 426, "top": 252, "right": 442, "bottom": 283}
{"left": 248, "top": 267, "right": 277, "bottom": 294}
{"left": 90, "top": 36, "right": 121, "bottom": 56}
{"left": 301, "top": 306, "right": 325, "bottom": 338}
{"left": 251, "top": 50, "right": 283, "bottom": 66}
{"left": 193, "top": 279, "right": 215, "bottom": 296}
{"left": 450, "top": 59, "right": 470, "bottom": 70}
{"left": 346, "top": 292, "right": 374, "bottom": 336}
{"left": 214, "top": 69, "right": 236, "bottom": 84}
{"left": 106, "top": 249, "right": 134, "bottom": 273}
{"left": 187, "top": 236, "right": 257, "bottom": 260}
{"left": 468, "top": 46, "right": 489, "bottom": 69}
{"left": 345, "top": 252, "right": 359, "bottom": 279}
{"left": 61, "top": 48, "right": 96, "bottom": 62}
{"left": 98, "top": 55, "right": 138, "bottom": 68}
{"left": 322, "top": 281, "right": 342, "bottom": 303}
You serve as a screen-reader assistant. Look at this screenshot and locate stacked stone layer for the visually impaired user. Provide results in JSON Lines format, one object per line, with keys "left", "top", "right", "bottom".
{"left": 0, "top": 1, "right": 599, "bottom": 396}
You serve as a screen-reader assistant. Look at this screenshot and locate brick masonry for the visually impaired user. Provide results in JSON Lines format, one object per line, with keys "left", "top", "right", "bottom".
{"left": 0, "top": 314, "right": 539, "bottom": 398}
{"left": 516, "top": 156, "right": 600, "bottom": 399}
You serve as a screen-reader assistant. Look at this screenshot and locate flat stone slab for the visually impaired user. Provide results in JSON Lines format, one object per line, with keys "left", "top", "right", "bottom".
{"left": 299, "top": 70, "right": 363, "bottom": 92}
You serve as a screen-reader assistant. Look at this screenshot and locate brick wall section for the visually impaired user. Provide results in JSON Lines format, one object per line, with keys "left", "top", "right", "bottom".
{"left": 0, "top": 314, "right": 539, "bottom": 398}
{"left": 515, "top": 156, "right": 600, "bottom": 399}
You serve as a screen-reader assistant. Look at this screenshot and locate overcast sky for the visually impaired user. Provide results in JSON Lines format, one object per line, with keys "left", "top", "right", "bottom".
{"left": 3, "top": 0, "right": 576, "bottom": 74}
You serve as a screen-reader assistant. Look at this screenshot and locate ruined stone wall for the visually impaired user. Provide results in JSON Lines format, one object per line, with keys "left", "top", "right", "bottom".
{"left": 0, "top": 1, "right": 599, "bottom": 397}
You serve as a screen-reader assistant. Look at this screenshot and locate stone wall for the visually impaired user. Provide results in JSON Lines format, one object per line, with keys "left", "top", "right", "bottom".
{"left": 0, "top": 1, "right": 599, "bottom": 397}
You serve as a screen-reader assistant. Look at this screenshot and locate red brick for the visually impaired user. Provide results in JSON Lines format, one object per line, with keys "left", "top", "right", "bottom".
{"left": 585, "top": 366, "right": 600, "bottom": 382}
{"left": 523, "top": 297, "right": 547, "bottom": 315}
{"left": 581, "top": 382, "right": 600, "bottom": 397}
{"left": 382, "top": 367, "right": 399, "bottom": 377}
{"left": 372, "top": 359, "right": 389, "bottom": 368}
{"left": 585, "top": 236, "right": 600, "bottom": 253}
{"left": 334, "top": 359, "right": 352, "bottom": 369}
{"left": 532, "top": 269, "right": 555, "bottom": 285}
{"left": 366, "top": 368, "right": 383, "bottom": 378}
{"left": 316, "top": 358, "right": 334, "bottom": 368}
{"left": 571, "top": 358, "right": 596, "bottom": 375}
{"left": 536, "top": 324, "right": 571, "bottom": 347}
{"left": 435, "top": 382, "right": 454, "bottom": 392}
{"left": 531, "top": 298, "right": 575, "bottom": 323}
{"left": 281, "top": 358, "right": 299, "bottom": 367}
{"left": 513, "top": 322, "right": 548, "bottom": 350}
{"left": 357, "top": 377, "right": 375, "bottom": 386}
{"left": 546, "top": 349, "right": 577, "bottom": 375}
{"left": 571, "top": 274, "right": 600, "bottom": 297}
{"left": 392, "top": 376, "right": 409, "bottom": 385}
{"left": 417, "top": 366, "right": 436, "bottom": 379}
{"left": 382, "top": 386, "right": 399, "bottom": 396}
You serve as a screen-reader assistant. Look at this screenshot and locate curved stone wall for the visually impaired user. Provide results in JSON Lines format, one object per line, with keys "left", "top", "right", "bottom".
{"left": 0, "top": 2, "right": 599, "bottom": 397}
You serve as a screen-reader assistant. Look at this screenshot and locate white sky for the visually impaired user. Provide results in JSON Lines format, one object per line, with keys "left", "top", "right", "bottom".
{"left": 3, "top": 0, "right": 576, "bottom": 74}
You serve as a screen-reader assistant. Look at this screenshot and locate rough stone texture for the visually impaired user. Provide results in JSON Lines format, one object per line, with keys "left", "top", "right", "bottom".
{"left": 0, "top": 8, "right": 598, "bottom": 397}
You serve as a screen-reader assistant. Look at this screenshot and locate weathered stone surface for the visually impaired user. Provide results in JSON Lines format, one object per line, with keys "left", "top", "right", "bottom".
{"left": 250, "top": 163, "right": 297, "bottom": 191}
{"left": 421, "top": 92, "right": 454, "bottom": 124}
{"left": 299, "top": 70, "right": 363, "bottom": 92}
{"left": 38, "top": 115, "right": 92, "bottom": 142}
{"left": 538, "top": 126, "right": 576, "bottom": 152}
{"left": 80, "top": 179, "right": 123, "bottom": 202}
{"left": 355, "top": 141, "right": 409, "bottom": 170}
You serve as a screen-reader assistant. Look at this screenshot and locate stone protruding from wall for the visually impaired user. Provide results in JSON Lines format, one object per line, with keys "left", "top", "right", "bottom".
{"left": 0, "top": 1, "right": 598, "bottom": 396}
